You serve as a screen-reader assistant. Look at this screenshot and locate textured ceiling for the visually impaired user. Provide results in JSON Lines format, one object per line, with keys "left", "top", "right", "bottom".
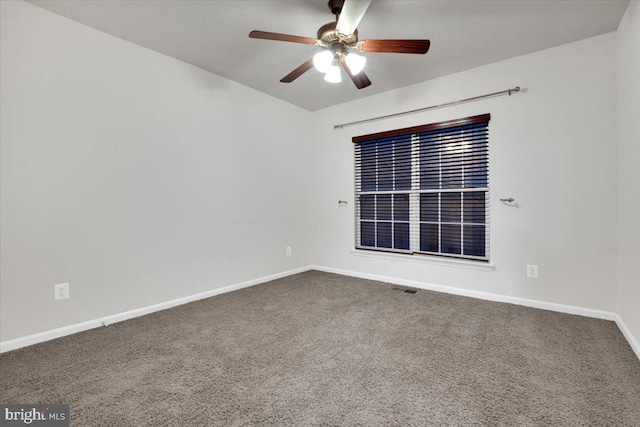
{"left": 29, "top": 0, "right": 629, "bottom": 111}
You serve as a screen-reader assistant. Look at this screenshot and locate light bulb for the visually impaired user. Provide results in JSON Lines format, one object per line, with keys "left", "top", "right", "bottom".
{"left": 324, "top": 65, "right": 342, "bottom": 83}
{"left": 313, "top": 50, "right": 333, "bottom": 73}
{"left": 345, "top": 52, "right": 366, "bottom": 75}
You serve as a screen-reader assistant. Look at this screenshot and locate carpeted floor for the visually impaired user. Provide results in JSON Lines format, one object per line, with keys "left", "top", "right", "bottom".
{"left": 1, "top": 270, "right": 639, "bottom": 426}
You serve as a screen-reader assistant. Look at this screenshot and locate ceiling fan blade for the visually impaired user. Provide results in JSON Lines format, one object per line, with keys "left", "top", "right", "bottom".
{"left": 341, "top": 60, "right": 371, "bottom": 89}
{"left": 249, "top": 30, "right": 317, "bottom": 45}
{"left": 359, "top": 39, "right": 431, "bottom": 54}
{"left": 336, "top": 0, "right": 372, "bottom": 36}
{"left": 280, "top": 58, "right": 315, "bottom": 83}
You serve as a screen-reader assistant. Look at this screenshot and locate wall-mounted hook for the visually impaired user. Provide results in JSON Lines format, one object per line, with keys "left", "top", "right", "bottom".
{"left": 500, "top": 198, "right": 515, "bottom": 203}
{"left": 338, "top": 200, "right": 348, "bottom": 207}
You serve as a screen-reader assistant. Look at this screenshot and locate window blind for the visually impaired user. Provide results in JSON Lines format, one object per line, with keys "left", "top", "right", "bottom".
{"left": 353, "top": 114, "right": 490, "bottom": 261}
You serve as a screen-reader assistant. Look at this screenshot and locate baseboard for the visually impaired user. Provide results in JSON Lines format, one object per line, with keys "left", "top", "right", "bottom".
{"left": 311, "top": 265, "right": 618, "bottom": 320}
{"left": 3, "top": 265, "right": 638, "bottom": 361}
{"left": 614, "top": 314, "right": 640, "bottom": 360}
{"left": 0, "top": 266, "right": 312, "bottom": 354}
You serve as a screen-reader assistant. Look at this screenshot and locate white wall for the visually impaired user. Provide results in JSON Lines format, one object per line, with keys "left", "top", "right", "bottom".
{"left": 0, "top": 1, "right": 313, "bottom": 341}
{"left": 310, "top": 33, "right": 619, "bottom": 312}
{"left": 616, "top": 1, "right": 640, "bottom": 345}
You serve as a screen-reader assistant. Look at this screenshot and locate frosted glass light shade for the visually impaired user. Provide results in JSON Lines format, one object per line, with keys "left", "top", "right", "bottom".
{"left": 313, "top": 51, "right": 333, "bottom": 73}
{"left": 324, "top": 65, "right": 342, "bottom": 83}
{"left": 345, "top": 52, "right": 366, "bottom": 75}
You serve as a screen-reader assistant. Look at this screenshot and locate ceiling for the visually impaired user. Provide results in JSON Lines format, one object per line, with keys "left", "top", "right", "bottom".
{"left": 28, "top": 0, "right": 629, "bottom": 111}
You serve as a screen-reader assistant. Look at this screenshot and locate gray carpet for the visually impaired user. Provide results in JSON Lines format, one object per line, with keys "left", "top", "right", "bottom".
{"left": 1, "top": 270, "right": 639, "bottom": 426}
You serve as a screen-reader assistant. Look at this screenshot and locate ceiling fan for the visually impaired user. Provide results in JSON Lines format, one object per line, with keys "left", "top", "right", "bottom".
{"left": 248, "top": 0, "right": 430, "bottom": 89}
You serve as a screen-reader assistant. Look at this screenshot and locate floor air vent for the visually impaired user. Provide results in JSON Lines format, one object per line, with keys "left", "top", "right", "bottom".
{"left": 391, "top": 287, "right": 418, "bottom": 294}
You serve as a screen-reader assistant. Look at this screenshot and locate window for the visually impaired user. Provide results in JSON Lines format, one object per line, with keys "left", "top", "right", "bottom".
{"left": 354, "top": 114, "right": 490, "bottom": 261}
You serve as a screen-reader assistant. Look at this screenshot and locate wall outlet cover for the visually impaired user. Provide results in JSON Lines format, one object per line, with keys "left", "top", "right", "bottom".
{"left": 527, "top": 265, "right": 539, "bottom": 279}
{"left": 54, "top": 283, "right": 70, "bottom": 300}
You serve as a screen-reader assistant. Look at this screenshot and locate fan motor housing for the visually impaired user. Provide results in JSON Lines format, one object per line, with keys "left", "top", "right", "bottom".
{"left": 317, "top": 22, "right": 358, "bottom": 45}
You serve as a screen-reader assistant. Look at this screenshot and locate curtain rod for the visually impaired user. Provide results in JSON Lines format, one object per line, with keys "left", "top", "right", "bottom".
{"left": 333, "top": 86, "right": 521, "bottom": 129}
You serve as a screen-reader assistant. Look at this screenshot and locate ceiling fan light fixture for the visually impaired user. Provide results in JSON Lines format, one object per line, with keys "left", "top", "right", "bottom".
{"left": 324, "top": 65, "right": 342, "bottom": 83}
{"left": 313, "top": 50, "right": 333, "bottom": 73}
{"left": 345, "top": 52, "right": 366, "bottom": 75}
{"left": 248, "top": 0, "right": 430, "bottom": 90}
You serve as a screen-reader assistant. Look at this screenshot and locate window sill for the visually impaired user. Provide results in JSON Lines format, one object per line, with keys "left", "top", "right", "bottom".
{"left": 350, "top": 249, "right": 496, "bottom": 271}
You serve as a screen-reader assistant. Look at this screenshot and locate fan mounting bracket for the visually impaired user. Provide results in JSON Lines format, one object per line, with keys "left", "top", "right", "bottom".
{"left": 327, "top": 0, "right": 345, "bottom": 16}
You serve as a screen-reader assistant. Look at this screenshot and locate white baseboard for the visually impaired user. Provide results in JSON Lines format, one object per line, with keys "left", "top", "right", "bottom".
{"left": 3, "top": 265, "right": 638, "bottom": 361}
{"left": 614, "top": 313, "right": 640, "bottom": 360}
{"left": 311, "top": 265, "right": 617, "bottom": 319}
{"left": 311, "top": 265, "right": 640, "bottom": 359}
{"left": 0, "top": 266, "right": 312, "bottom": 354}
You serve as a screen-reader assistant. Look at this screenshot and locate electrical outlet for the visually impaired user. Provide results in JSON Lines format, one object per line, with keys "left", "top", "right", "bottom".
{"left": 54, "top": 283, "right": 70, "bottom": 300}
{"left": 527, "top": 265, "right": 539, "bottom": 279}
{"left": 286, "top": 246, "right": 292, "bottom": 256}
